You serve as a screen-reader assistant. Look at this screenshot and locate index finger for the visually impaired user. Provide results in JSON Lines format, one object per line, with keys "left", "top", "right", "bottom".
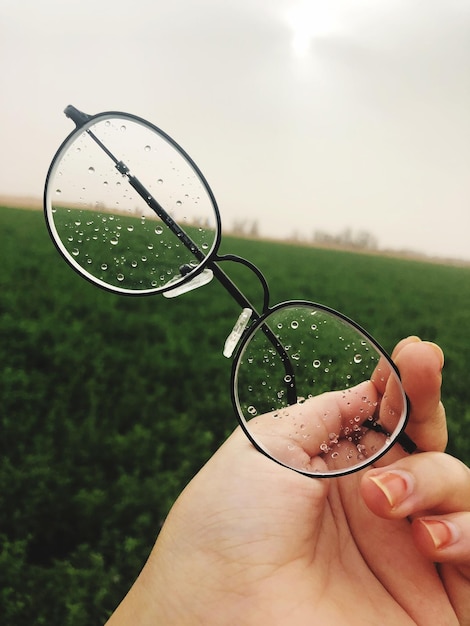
{"left": 392, "top": 337, "right": 447, "bottom": 452}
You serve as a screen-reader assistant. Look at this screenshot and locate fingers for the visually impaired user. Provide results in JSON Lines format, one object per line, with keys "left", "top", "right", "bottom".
{"left": 392, "top": 337, "right": 447, "bottom": 452}
{"left": 412, "top": 512, "right": 470, "bottom": 565}
{"left": 361, "top": 452, "right": 470, "bottom": 565}
{"left": 248, "top": 380, "right": 379, "bottom": 473}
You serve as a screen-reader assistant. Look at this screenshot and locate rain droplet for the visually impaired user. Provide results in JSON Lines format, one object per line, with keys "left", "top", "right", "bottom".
{"left": 247, "top": 406, "right": 257, "bottom": 416}
{"left": 144, "top": 145, "right": 151, "bottom": 152}
{"left": 120, "top": 125, "right": 126, "bottom": 132}
{"left": 354, "top": 354, "right": 362, "bottom": 364}
{"left": 127, "top": 225, "right": 134, "bottom": 232}
{"left": 284, "top": 375, "right": 292, "bottom": 383}
{"left": 320, "top": 443, "right": 330, "bottom": 453}
{"left": 88, "top": 166, "right": 95, "bottom": 174}
{"left": 71, "top": 248, "right": 79, "bottom": 256}
{"left": 290, "top": 320, "right": 299, "bottom": 329}
{"left": 176, "top": 200, "right": 182, "bottom": 206}
{"left": 110, "top": 237, "right": 119, "bottom": 245}
{"left": 157, "top": 178, "right": 163, "bottom": 184}
{"left": 117, "top": 273, "right": 125, "bottom": 281}
{"left": 155, "top": 226, "right": 163, "bottom": 235}
{"left": 56, "top": 189, "right": 61, "bottom": 194}
{"left": 313, "top": 359, "right": 321, "bottom": 368}
{"left": 101, "top": 263, "right": 108, "bottom": 270}
{"left": 311, "top": 324, "right": 317, "bottom": 331}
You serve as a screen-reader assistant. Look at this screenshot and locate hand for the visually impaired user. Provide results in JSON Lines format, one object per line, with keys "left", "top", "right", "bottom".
{"left": 106, "top": 337, "right": 470, "bottom": 625}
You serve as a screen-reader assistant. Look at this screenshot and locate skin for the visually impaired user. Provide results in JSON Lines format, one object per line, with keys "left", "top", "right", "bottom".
{"left": 106, "top": 337, "right": 470, "bottom": 625}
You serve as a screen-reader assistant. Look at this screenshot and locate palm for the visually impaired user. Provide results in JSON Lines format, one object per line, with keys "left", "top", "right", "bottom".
{"left": 162, "top": 428, "right": 456, "bottom": 625}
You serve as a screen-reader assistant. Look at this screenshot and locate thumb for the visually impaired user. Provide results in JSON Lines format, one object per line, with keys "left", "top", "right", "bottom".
{"left": 164, "top": 427, "right": 330, "bottom": 566}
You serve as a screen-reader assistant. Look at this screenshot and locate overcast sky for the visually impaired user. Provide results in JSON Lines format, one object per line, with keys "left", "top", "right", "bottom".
{"left": 1, "top": 0, "right": 469, "bottom": 260}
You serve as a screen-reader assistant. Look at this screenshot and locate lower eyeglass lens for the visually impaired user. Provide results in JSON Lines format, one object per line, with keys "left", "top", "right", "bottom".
{"left": 45, "top": 115, "right": 218, "bottom": 294}
{"left": 234, "top": 304, "right": 408, "bottom": 477}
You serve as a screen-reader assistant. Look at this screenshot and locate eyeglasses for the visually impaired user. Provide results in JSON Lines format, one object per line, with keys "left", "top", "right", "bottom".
{"left": 44, "top": 106, "right": 416, "bottom": 478}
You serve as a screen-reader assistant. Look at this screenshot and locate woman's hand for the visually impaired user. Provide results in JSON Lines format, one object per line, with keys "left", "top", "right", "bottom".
{"left": 107, "top": 337, "right": 470, "bottom": 625}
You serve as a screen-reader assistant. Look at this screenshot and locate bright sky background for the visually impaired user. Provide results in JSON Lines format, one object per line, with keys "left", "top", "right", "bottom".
{"left": 1, "top": 0, "right": 469, "bottom": 260}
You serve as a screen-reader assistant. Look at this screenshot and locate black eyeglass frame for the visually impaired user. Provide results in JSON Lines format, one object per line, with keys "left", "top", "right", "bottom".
{"left": 44, "top": 105, "right": 416, "bottom": 478}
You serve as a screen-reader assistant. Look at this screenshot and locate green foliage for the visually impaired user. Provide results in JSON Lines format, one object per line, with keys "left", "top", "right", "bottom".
{"left": 1, "top": 206, "right": 470, "bottom": 623}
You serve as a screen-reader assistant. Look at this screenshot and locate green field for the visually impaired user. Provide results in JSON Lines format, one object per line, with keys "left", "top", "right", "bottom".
{"left": 1, "top": 205, "right": 470, "bottom": 624}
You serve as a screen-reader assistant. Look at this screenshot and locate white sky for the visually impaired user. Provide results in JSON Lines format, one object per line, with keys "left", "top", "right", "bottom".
{"left": 1, "top": 0, "right": 469, "bottom": 260}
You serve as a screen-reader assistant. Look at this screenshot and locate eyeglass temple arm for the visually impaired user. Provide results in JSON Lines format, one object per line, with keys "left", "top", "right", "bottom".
{"left": 64, "top": 105, "right": 298, "bottom": 403}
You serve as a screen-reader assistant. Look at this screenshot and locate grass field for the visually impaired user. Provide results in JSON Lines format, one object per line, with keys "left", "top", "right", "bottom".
{"left": 1, "top": 204, "right": 470, "bottom": 623}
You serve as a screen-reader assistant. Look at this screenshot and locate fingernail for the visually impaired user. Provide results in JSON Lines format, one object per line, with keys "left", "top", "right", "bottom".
{"left": 420, "top": 519, "right": 459, "bottom": 550}
{"left": 368, "top": 470, "right": 414, "bottom": 509}
{"left": 423, "top": 341, "right": 445, "bottom": 369}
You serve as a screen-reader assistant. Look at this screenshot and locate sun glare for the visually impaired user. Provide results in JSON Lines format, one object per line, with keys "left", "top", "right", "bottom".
{"left": 285, "top": 1, "right": 339, "bottom": 58}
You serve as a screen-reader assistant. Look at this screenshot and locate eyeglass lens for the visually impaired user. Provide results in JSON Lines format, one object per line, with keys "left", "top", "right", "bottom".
{"left": 233, "top": 304, "right": 408, "bottom": 476}
{"left": 45, "top": 115, "right": 219, "bottom": 294}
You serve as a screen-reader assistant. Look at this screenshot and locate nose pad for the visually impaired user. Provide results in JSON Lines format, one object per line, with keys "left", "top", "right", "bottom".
{"left": 163, "top": 267, "right": 214, "bottom": 298}
{"left": 223, "top": 308, "right": 253, "bottom": 358}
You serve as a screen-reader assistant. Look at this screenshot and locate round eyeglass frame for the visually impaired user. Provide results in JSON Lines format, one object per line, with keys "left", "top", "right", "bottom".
{"left": 44, "top": 105, "right": 416, "bottom": 478}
